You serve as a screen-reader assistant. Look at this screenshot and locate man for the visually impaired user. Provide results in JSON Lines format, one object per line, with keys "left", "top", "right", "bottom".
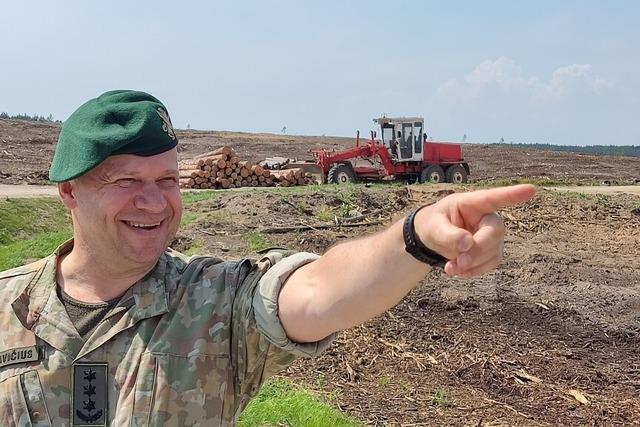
{"left": 389, "top": 135, "right": 399, "bottom": 159}
{"left": 0, "top": 90, "right": 536, "bottom": 426}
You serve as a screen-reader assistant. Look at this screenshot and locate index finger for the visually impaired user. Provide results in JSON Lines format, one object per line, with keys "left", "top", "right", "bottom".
{"left": 459, "top": 184, "right": 536, "bottom": 215}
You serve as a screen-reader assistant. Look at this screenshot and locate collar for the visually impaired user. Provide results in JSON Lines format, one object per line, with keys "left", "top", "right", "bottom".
{"left": 9, "top": 239, "right": 170, "bottom": 358}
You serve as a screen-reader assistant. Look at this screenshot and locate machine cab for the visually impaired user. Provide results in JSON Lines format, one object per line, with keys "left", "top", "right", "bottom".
{"left": 374, "top": 116, "right": 424, "bottom": 162}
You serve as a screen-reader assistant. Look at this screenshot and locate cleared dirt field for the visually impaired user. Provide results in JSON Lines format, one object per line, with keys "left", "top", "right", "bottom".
{"left": 1, "top": 118, "right": 640, "bottom": 186}
{"left": 1, "top": 119, "right": 640, "bottom": 425}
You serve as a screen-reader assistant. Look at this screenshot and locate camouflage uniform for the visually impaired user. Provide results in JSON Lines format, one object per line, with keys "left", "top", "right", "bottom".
{"left": 0, "top": 240, "right": 332, "bottom": 426}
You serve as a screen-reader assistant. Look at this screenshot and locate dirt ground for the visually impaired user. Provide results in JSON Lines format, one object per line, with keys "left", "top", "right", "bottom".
{"left": 2, "top": 118, "right": 640, "bottom": 425}
{"left": 166, "top": 184, "right": 639, "bottom": 427}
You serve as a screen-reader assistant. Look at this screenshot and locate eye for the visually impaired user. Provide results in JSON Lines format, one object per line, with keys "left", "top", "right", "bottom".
{"left": 115, "top": 178, "right": 136, "bottom": 188}
{"left": 159, "top": 177, "right": 178, "bottom": 186}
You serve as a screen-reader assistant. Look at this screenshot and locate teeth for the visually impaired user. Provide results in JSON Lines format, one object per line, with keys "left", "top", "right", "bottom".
{"left": 126, "top": 221, "right": 161, "bottom": 228}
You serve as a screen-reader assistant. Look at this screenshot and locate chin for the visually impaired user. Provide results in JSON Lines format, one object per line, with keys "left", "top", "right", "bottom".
{"left": 125, "top": 243, "right": 169, "bottom": 266}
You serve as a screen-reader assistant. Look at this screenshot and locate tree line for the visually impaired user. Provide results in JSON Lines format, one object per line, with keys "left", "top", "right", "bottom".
{"left": 490, "top": 142, "right": 640, "bottom": 157}
{"left": 0, "top": 112, "right": 57, "bottom": 122}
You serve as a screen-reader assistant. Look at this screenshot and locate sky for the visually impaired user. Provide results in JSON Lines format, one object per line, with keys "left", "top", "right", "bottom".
{"left": 1, "top": 1, "right": 638, "bottom": 146}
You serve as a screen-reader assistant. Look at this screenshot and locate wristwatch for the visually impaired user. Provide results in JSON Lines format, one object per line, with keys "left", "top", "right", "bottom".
{"left": 403, "top": 206, "right": 447, "bottom": 267}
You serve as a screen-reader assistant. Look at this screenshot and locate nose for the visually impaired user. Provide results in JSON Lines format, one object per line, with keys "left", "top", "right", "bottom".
{"left": 134, "top": 182, "right": 167, "bottom": 213}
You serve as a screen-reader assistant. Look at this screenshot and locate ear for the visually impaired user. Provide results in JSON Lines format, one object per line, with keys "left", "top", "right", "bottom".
{"left": 58, "top": 181, "right": 78, "bottom": 209}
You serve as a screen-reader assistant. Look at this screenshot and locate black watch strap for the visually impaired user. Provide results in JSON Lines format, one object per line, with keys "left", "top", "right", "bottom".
{"left": 403, "top": 206, "right": 447, "bottom": 267}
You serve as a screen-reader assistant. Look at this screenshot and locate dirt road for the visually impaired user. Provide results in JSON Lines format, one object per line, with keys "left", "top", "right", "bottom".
{"left": 2, "top": 183, "right": 640, "bottom": 199}
{"left": 546, "top": 185, "right": 640, "bottom": 196}
{"left": 0, "top": 184, "right": 57, "bottom": 198}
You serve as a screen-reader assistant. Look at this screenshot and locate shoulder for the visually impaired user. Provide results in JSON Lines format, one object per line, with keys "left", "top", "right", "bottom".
{"left": 0, "top": 258, "right": 49, "bottom": 299}
{"left": 163, "top": 247, "right": 238, "bottom": 284}
{"left": 161, "top": 246, "right": 306, "bottom": 295}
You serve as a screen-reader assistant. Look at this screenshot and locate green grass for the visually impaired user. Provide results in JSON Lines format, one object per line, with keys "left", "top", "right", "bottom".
{"left": 475, "top": 177, "right": 567, "bottom": 187}
{"left": 378, "top": 375, "right": 391, "bottom": 388}
{"left": 430, "top": 388, "right": 452, "bottom": 407}
{"left": 243, "top": 231, "right": 270, "bottom": 252}
{"left": 180, "top": 212, "right": 200, "bottom": 227}
{"left": 184, "top": 238, "right": 205, "bottom": 256}
{"left": 314, "top": 205, "right": 335, "bottom": 222}
{"left": 239, "top": 379, "right": 361, "bottom": 427}
{"left": 557, "top": 191, "right": 594, "bottom": 201}
{"left": 0, "top": 198, "right": 70, "bottom": 245}
{"left": 0, "top": 198, "right": 72, "bottom": 270}
{"left": 0, "top": 230, "right": 73, "bottom": 271}
{"left": 181, "top": 190, "right": 220, "bottom": 204}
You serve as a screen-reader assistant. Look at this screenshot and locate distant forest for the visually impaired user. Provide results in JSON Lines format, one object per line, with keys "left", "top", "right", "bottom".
{"left": 489, "top": 143, "right": 640, "bottom": 157}
{"left": 0, "top": 112, "right": 57, "bottom": 122}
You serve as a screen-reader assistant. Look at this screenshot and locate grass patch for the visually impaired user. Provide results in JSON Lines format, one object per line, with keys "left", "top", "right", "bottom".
{"left": 0, "top": 198, "right": 72, "bottom": 270}
{"left": 184, "top": 238, "right": 204, "bottom": 257}
{"left": 0, "top": 230, "right": 72, "bottom": 271}
{"left": 430, "top": 388, "right": 452, "bottom": 407}
{"left": 181, "top": 190, "right": 220, "bottom": 204}
{"left": 475, "top": 178, "right": 567, "bottom": 187}
{"left": 0, "top": 198, "right": 70, "bottom": 245}
{"left": 180, "top": 212, "right": 200, "bottom": 227}
{"left": 243, "top": 231, "right": 270, "bottom": 252}
{"left": 378, "top": 375, "right": 391, "bottom": 388}
{"left": 314, "top": 205, "right": 335, "bottom": 222}
{"left": 239, "top": 379, "right": 361, "bottom": 427}
{"left": 557, "top": 191, "right": 594, "bottom": 201}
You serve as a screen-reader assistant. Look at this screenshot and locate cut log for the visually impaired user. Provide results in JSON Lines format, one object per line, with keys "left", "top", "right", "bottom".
{"left": 179, "top": 159, "right": 205, "bottom": 168}
{"left": 238, "top": 160, "right": 253, "bottom": 170}
{"left": 216, "top": 177, "right": 230, "bottom": 189}
{"left": 179, "top": 169, "right": 201, "bottom": 179}
{"left": 195, "top": 147, "right": 233, "bottom": 158}
{"left": 251, "top": 165, "right": 264, "bottom": 176}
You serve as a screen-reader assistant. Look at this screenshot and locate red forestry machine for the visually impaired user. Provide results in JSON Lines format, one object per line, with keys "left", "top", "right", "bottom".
{"left": 312, "top": 116, "right": 469, "bottom": 184}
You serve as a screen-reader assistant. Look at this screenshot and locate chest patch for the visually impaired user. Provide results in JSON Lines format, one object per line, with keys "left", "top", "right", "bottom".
{"left": 72, "top": 363, "right": 108, "bottom": 426}
{"left": 0, "top": 346, "right": 39, "bottom": 368}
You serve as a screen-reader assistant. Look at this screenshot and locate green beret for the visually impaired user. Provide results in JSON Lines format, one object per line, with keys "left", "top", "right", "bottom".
{"left": 49, "top": 90, "right": 178, "bottom": 182}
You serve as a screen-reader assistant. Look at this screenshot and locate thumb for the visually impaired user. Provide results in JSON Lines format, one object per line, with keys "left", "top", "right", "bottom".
{"left": 420, "top": 213, "right": 474, "bottom": 259}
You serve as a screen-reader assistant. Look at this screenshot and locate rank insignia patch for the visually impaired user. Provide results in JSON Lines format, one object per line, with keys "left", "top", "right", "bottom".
{"left": 72, "top": 363, "right": 108, "bottom": 426}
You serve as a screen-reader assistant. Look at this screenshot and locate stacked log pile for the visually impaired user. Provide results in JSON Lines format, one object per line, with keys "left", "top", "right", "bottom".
{"left": 179, "top": 146, "right": 315, "bottom": 189}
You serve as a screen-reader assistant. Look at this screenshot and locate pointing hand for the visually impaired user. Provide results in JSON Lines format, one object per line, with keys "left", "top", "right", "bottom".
{"left": 414, "top": 184, "right": 537, "bottom": 277}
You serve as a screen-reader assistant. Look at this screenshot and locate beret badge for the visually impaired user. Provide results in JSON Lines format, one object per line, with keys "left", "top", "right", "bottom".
{"left": 156, "top": 107, "right": 176, "bottom": 141}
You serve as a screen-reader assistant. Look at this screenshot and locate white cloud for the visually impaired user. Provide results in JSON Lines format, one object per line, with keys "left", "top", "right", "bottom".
{"left": 439, "top": 57, "right": 609, "bottom": 102}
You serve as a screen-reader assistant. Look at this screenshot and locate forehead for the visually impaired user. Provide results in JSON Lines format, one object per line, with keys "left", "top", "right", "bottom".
{"left": 93, "top": 149, "right": 178, "bottom": 177}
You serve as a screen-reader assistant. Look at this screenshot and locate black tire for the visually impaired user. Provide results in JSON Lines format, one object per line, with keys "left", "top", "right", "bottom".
{"left": 445, "top": 164, "right": 468, "bottom": 184}
{"left": 327, "top": 163, "right": 357, "bottom": 184}
{"left": 420, "top": 165, "right": 445, "bottom": 184}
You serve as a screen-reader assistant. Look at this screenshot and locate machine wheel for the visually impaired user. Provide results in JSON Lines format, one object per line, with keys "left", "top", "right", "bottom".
{"left": 327, "top": 163, "right": 357, "bottom": 184}
{"left": 420, "top": 165, "right": 445, "bottom": 184}
{"left": 445, "top": 164, "right": 468, "bottom": 184}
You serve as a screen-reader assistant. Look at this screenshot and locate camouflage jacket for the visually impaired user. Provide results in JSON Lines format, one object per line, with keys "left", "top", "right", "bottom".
{"left": 0, "top": 241, "right": 332, "bottom": 426}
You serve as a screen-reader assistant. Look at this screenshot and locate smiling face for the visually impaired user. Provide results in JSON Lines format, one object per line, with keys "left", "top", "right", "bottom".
{"left": 62, "top": 148, "right": 182, "bottom": 271}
